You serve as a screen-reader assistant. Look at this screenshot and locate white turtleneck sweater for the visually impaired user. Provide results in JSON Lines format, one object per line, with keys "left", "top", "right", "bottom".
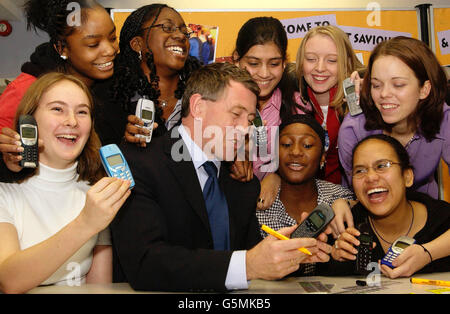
{"left": 0, "top": 162, "right": 110, "bottom": 286}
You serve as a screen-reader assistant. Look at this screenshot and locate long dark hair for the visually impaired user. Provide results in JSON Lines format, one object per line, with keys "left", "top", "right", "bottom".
{"left": 22, "top": 0, "right": 102, "bottom": 75}
{"left": 111, "top": 4, "right": 201, "bottom": 128}
{"left": 360, "top": 36, "right": 447, "bottom": 141}
{"left": 232, "top": 16, "right": 305, "bottom": 122}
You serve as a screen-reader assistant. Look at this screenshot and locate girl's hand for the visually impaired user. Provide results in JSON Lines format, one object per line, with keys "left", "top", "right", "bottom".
{"left": 78, "top": 177, "right": 131, "bottom": 234}
{"left": 380, "top": 244, "right": 432, "bottom": 279}
{"left": 124, "top": 115, "right": 158, "bottom": 148}
{"left": 0, "top": 127, "right": 43, "bottom": 172}
{"left": 257, "top": 173, "right": 281, "bottom": 210}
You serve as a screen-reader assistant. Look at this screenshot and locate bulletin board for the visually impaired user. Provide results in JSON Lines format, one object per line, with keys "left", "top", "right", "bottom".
{"left": 111, "top": 9, "right": 419, "bottom": 66}
{"left": 432, "top": 7, "right": 450, "bottom": 66}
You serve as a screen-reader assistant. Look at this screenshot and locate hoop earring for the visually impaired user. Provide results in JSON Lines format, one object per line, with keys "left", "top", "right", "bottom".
{"left": 60, "top": 55, "right": 67, "bottom": 60}
{"left": 138, "top": 51, "right": 142, "bottom": 61}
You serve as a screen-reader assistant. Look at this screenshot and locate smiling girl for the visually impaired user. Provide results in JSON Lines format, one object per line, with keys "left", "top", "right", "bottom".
{"left": 0, "top": 73, "right": 130, "bottom": 293}
{"left": 0, "top": 0, "right": 118, "bottom": 173}
{"left": 94, "top": 4, "right": 202, "bottom": 146}
{"left": 330, "top": 134, "right": 450, "bottom": 278}
{"left": 296, "top": 26, "right": 365, "bottom": 185}
{"left": 338, "top": 36, "right": 449, "bottom": 199}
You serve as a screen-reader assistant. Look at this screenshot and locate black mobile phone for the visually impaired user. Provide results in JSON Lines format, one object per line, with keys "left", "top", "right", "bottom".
{"left": 290, "top": 203, "right": 335, "bottom": 239}
{"left": 18, "top": 114, "right": 38, "bottom": 168}
{"left": 356, "top": 222, "right": 374, "bottom": 275}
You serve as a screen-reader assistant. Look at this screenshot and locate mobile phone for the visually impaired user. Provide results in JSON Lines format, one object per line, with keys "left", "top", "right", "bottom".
{"left": 18, "top": 114, "right": 38, "bottom": 168}
{"left": 343, "top": 78, "right": 362, "bottom": 116}
{"left": 99, "top": 144, "right": 135, "bottom": 189}
{"left": 135, "top": 98, "right": 155, "bottom": 143}
{"left": 290, "top": 203, "right": 335, "bottom": 238}
{"left": 252, "top": 109, "right": 267, "bottom": 147}
{"left": 381, "top": 236, "right": 416, "bottom": 268}
{"left": 356, "top": 222, "right": 374, "bottom": 275}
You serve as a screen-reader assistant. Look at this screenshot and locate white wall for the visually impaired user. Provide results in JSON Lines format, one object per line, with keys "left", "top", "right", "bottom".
{"left": 0, "top": 18, "right": 48, "bottom": 79}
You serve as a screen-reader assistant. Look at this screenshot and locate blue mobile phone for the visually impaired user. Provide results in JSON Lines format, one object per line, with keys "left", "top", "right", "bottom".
{"left": 381, "top": 236, "right": 415, "bottom": 268}
{"left": 99, "top": 144, "right": 135, "bottom": 189}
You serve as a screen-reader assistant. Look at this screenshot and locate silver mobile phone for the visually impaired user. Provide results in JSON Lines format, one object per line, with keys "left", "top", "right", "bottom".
{"left": 135, "top": 98, "right": 155, "bottom": 143}
{"left": 343, "top": 78, "right": 362, "bottom": 116}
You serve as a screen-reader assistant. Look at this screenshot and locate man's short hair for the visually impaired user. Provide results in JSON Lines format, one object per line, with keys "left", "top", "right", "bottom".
{"left": 181, "top": 62, "right": 260, "bottom": 118}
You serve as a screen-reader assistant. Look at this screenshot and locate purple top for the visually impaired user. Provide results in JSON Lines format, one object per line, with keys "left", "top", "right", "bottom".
{"left": 338, "top": 103, "right": 450, "bottom": 199}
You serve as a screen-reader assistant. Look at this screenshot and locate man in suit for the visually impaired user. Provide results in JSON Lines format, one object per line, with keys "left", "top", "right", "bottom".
{"left": 111, "top": 62, "right": 329, "bottom": 292}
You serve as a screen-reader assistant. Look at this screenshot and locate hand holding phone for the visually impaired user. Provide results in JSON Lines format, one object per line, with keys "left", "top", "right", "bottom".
{"left": 381, "top": 236, "right": 416, "bottom": 268}
{"left": 355, "top": 222, "right": 375, "bottom": 275}
{"left": 343, "top": 77, "right": 362, "bottom": 116}
{"left": 135, "top": 98, "right": 155, "bottom": 143}
{"left": 18, "top": 114, "right": 38, "bottom": 168}
{"left": 290, "top": 203, "right": 335, "bottom": 239}
{"left": 252, "top": 109, "right": 267, "bottom": 147}
{"left": 100, "top": 144, "right": 135, "bottom": 189}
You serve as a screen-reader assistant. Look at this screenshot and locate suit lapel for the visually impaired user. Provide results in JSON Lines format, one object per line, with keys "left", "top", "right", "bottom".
{"left": 163, "top": 131, "right": 211, "bottom": 230}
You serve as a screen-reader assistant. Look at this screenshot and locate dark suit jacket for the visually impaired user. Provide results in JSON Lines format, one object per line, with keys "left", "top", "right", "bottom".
{"left": 111, "top": 130, "right": 262, "bottom": 292}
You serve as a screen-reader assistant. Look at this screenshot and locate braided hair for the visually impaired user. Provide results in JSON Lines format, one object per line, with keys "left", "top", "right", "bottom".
{"left": 23, "top": 0, "right": 101, "bottom": 72}
{"left": 111, "top": 4, "right": 202, "bottom": 127}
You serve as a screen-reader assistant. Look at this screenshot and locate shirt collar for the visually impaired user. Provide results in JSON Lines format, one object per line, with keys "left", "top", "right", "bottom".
{"left": 260, "top": 88, "right": 282, "bottom": 112}
{"left": 178, "top": 124, "right": 221, "bottom": 173}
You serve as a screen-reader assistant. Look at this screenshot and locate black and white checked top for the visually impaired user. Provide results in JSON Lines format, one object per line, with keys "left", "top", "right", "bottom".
{"left": 256, "top": 179, "right": 354, "bottom": 275}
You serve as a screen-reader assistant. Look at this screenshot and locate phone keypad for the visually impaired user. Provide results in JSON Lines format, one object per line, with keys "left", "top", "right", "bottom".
{"left": 111, "top": 166, "right": 133, "bottom": 183}
{"left": 20, "top": 147, "right": 38, "bottom": 168}
{"left": 381, "top": 250, "right": 399, "bottom": 268}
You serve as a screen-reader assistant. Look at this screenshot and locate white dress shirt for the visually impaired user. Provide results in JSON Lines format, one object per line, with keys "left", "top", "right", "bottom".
{"left": 178, "top": 124, "right": 248, "bottom": 290}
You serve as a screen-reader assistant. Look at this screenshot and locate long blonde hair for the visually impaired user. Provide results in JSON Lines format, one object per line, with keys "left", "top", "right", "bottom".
{"left": 13, "top": 72, "right": 104, "bottom": 184}
{"left": 296, "top": 25, "right": 365, "bottom": 118}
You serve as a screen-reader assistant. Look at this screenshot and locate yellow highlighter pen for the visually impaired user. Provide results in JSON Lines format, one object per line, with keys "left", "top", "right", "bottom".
{"left": 410, "top": 278, "right": 450, "bottom": 287}
{"left": 261, "top": 224, "right": 312, "bottom": 256}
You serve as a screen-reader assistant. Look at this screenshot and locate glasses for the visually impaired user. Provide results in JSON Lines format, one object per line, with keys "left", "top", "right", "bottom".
{"left": 142, "top": 23, "right": 193, "bottom": 39}
{"left": 352, "top": 159, "right": 402, "bottom": 179}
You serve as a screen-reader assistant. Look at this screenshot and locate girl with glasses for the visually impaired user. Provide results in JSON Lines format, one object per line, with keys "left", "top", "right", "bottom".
{"left": 93, "top": 4, "right": 201, "bottom": 146}
{"left": 325, "top": 134, "right": 450, "bottom": 278}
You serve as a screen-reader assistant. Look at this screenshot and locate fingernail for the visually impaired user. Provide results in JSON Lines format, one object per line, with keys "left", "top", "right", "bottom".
{"left": 15, "top": 141, "right": 22, "bottom": 146}
{"left": 17, "top": 147, "right": 24, "bottom": 152}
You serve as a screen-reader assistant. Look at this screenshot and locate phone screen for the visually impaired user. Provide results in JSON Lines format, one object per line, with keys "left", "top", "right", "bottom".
{"left": 22, "top": 127, "right": 36, "bottom": 139}
{"left": 107, "top": 154, "right": 124, "bottom": 166}
{"left": 395, "top": 241, "right": 410, "bottom": 249}
{"left": 309, "top": 212, "right": 325, "bottom": 229}
{"left": 359, "top": 234, "right": 372, "bottom": 245}
{"left": 252, "top": 110, "right": 263, "bottom": 127}
{"left": 142, "top": 109, "right": 153, "bottom": 120}
{"left": 345, "top": 84, "right": 355, "bottom": 95}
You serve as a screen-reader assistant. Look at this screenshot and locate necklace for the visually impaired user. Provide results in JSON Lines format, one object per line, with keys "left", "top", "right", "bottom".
{"left": 369, "top": 201, "right": 414, "bottom": 244}
{"left": 159, "top": 95, "right": 177, "bottom": 109}
{"left": 160, "top": 100, "right": 168, "bottom": 108}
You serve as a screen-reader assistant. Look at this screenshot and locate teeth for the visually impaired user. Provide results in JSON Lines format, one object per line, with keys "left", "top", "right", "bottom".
{"left": 257, "top": 81, "right": 270, "bottom": 86}
{"left": 167, "top": 46, "right": 184, "bottom": 54}
{"left": 96, "top": 61, "right": 112, "bottom": 68}
{"left": 368, "top": 188, "right": 388, "bottom": 195}
{"left": 382, "top": 104, "right": 398, "bottom": 109}
{"left": 57, "top": 135, "right": 77, "bottom": 141}
{"left": 313, "top": 76, "right": 328, "bottom": 81}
